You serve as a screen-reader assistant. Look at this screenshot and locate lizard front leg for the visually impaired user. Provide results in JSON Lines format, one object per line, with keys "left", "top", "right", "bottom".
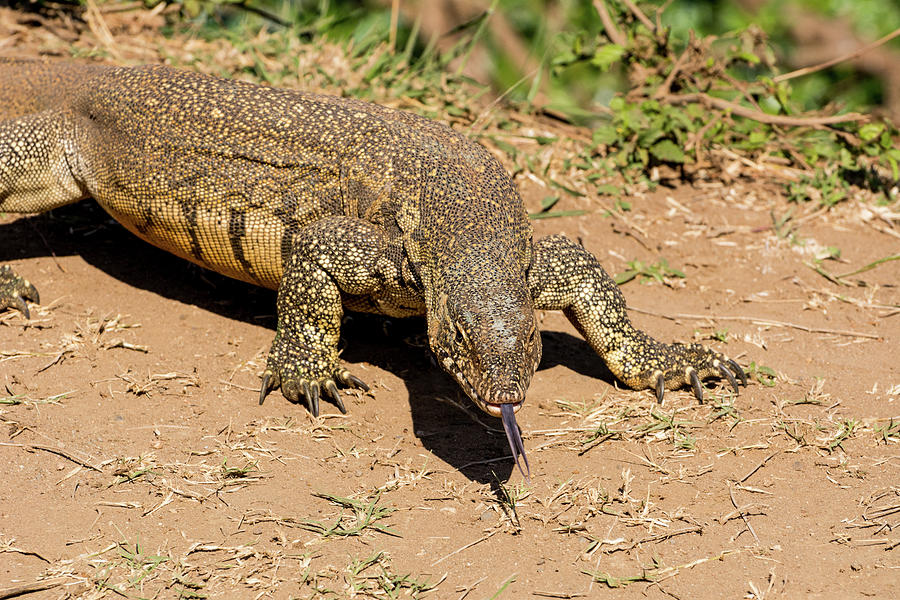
{"left": 528, "top": 234, "right": 746, "bottom": 402}
{"left": 259, "top": 216, "right": 385, "bottom": 416}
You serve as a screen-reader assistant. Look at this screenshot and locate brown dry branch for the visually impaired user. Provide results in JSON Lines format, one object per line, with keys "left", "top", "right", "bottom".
{"left": 0, "top": 580, "right": 64, "bottom": 600}
{"left": 593, "top": 0, "right": 626, "bottom": 47}
{"left": 776, "top": 26, "right": 900, "bottom": 83}
{"left": 667, "top": 92, "right": 868, "bottom": 126}
{"left": 738, "top": 451, "right": 781, "bottom": 484}
{"left": 620, "top": 0, "right": 655, "bottom": 35}
{"left": 628, "top": 306, "right": 880, "bottom": 339}
{"left": 728, "top": 484, "right": 762, "bottom": 545}
{"left": 0, "top": 442, "right": 102, "bottom": 471}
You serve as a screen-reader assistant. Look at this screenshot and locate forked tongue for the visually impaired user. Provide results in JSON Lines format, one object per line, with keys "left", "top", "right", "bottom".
{"left": 500, "top": 403, "right": 531, "bottom": 481}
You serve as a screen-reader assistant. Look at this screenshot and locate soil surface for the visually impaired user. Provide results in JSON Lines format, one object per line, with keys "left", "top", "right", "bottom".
{"left": 1, "top": 6, "right": 899, "bottom": 600}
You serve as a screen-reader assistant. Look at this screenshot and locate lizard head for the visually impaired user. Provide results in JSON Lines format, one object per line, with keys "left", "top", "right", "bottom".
{"left": 428, "top": 281, "right": 541, "bottom": 417}
{"left": 426, "top": 269, "right": 541, "bottom": 477}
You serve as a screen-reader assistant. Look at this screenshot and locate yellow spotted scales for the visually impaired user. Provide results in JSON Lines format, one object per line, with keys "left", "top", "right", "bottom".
{"left": 0, "top": 58, "right": 745, "bottom": 477}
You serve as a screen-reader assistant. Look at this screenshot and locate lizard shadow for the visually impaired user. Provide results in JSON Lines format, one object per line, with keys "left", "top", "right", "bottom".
{"left": 1, "top": 202, "right": 615, "bottom": 484}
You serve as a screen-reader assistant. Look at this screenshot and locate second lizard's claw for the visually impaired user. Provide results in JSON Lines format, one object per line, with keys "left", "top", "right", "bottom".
{"left": 335, "top": 368, "right": 370, "bottom": 392}
{"left": 325, "top": 380, "right": 346, "bottom": 414}
{"left": 718, "top": 363, "right": 740, "bottom": 394}
{"left": 727, "top": 358, "right": 748, "bottom": 386}
{"left": 259, "top": 371, "right": 279, "bottom": 405}
{"left": 655, "top": 372, "right": 665, "bottom": 404}
{"left": 0, "top": 265, "right": 40, "bottom": 319}
{"left": 689, "top": 368, "right": 703, "bottom": 402}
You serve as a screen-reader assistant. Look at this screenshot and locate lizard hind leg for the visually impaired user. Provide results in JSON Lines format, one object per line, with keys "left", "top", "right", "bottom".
{"left": 529, "top": 234, "right": 746, "bottom": 402}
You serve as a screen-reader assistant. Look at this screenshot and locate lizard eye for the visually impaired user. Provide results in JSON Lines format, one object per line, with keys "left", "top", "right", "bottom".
{"left": 453, "top": 322, "right": 466, "bottom": 346}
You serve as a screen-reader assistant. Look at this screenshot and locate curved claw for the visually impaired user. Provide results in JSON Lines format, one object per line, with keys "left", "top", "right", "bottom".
{"left": 727, "top": 358, "right": 747, "bottom": 386}
{"left": 655, "top": 372, "right": 665, "bottom": 404}
{"left": 348, "top": 375, "right": 370, "bottom": 392}
{"left": 258, "top": 372, "right": 278, "bottom": 406}
{"left": 301, "top": 381, "right": 319, "bottom": 417}
{"left": 688, "top": 369, "right": 703, "bottom": 402}
{"left": 718, "top": 363, "right": 740, "bottom": 395}
{"left": 22, "top": 281, "right": 39, "bottom": 304}
{"left": 310, "top": 381, "right": 321, "bottom": 417}
{"left": 14, "top": 295, "right": 30, "bottom": 320}
{"left": 335, "top": 371, "right": 369, "bottom": 393}
{"left": 325, "top": 380, "right": 347, "bottom": 414}
{"left": 500, "top": 403, "right": 531, "bottom": 482}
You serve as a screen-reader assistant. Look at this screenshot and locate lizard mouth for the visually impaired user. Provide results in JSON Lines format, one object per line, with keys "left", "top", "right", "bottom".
{"left": 442, "top": 357, "right": 531, "bottom": 483}
{"left": 478, "top": 398, "right": 523, "bottom": 417}
{"left": 442, "top": 363, "right": 530, "bottom": 480}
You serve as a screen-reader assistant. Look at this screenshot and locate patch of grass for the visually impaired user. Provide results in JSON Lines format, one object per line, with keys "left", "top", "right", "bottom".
{"left": 344, "top": 551, "right": 438, "bottom": 598}
{"left": 746, "top": 362, "right": 778, "bottom": 387}
{"left": 491, "top": 473, "right": 531, "bottom": 531}
{"left": 110, "top": 456, "right": 157, "bottom": 486}
{"left": 823, "top": 419, "right": 860, "bottom": 452}
{"left": 778, "top": 421, "right": 810, "bottom": 446}
{"left": 638, "top": 408, "right": 699, "bottom": 442}
{"left": 874, "top": 418, "right": 900, "bottom": 443}
{"left": 579, "top": 421, "right": 622, "bottom": 455}
{"left": 583, "top": 549, "right": 741, "bottom": 588}
{"left": 301, "top": 492, "right": 399, "bottom": 538}
{"left": 674, "top": 429, "right": 697, "bottom": 450}
{"left": 220, "top": 458, "right": 259, "bottom": 479}
{"left": 615, "top": 258, "right": 686, "bottom": 285}
{"left": 707, "top": 399, "right": 742, "bottom": 430}
{"left": 809, "top": 253, "right": 900, "bottom": 286}
{"left": 572, "top": 2, "right": 898, "bottom": 197}
{"left": 117, "top": 538, "right": 169, "bottom": 588}
{"left": 788, "top": 168, "right": 850, "bottom": 206}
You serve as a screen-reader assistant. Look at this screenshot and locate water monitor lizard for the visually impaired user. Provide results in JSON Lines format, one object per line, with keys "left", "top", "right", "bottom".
{"left": 0, "top": 57, "right": 745, "bottom": 476}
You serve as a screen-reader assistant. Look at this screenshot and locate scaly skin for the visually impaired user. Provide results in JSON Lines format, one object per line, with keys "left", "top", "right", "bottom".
{"left": 0, "top": 58, "right": 746, "bottom": 476}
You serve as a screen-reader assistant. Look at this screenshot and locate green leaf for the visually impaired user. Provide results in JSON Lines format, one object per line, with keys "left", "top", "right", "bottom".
{"left": 590, "top": 44, "right": 625, "bottom": 72}
{"left": 593, "top": 124, "right": 618, "bottom": 146}
{"left": 858, "top": 123, "right": 884, "bottom": 142}
{"left": 529, "top": 209, "right": 587, "bottom": 220}
{"left": 595, "top": 184, "right": 620, "bottom": 196}
{"left": 608, "top": 96, "right": 625, "bottom": 112}
{"left": 540, "top": 195, "right": 560, "bottom": 211}
{"left": 649, "top": 139, "right": 685, "bottom": 163}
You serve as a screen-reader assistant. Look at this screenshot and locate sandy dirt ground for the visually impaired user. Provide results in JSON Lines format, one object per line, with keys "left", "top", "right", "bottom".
{"left": 0, "top": 6, "right": 898, "bottom": 600}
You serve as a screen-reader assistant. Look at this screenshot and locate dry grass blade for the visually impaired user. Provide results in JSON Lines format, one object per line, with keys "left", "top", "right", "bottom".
{"left": 0, "top": 579, "right": 64, "bottom": 600}
{"left": 0, "top": 442, "right": 102, "bottom": 472}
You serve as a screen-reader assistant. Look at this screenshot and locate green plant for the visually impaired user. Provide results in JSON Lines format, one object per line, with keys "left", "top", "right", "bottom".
{"left": 615, "top": 258, "right": 686, "bottom": 285}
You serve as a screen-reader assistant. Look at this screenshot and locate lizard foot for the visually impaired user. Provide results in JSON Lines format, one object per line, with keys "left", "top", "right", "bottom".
{"left": 637, "top": 342, "right": 747, "bottom": 403}
{"left": 258, "top": 336, "right": 369, "bottom": 416}
{"left": 0, "top": 265, "right": 40, "bottom": 319}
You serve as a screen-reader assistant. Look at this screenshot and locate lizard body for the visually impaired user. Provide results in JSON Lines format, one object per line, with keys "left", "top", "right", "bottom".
{"left": 0, "top": 58, "right": 745, "bottom": 476}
